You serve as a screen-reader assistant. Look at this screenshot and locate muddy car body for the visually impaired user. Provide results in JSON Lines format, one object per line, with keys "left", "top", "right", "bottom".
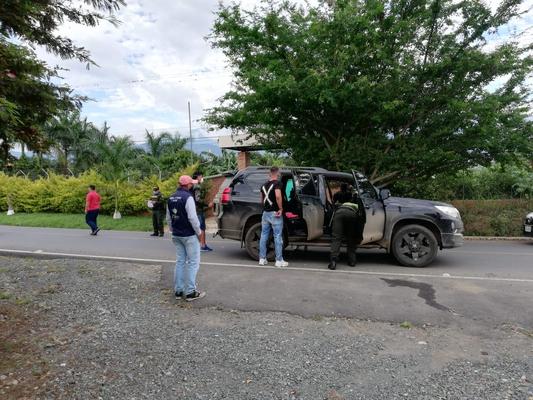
{"left": 216, "top": 167, "right": 464, "bottom": 267}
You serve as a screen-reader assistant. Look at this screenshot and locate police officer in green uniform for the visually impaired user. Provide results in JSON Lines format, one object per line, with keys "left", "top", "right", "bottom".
{"left": 149, "top": 187, "right": 166, "bottom": 237}
{"left": 328, "top": 191, "right": 366, "bottom": 270}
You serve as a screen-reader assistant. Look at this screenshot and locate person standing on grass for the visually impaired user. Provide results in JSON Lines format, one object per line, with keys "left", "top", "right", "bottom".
{"left": 167, "top": 175, "right": 205, "bottom": 301}
{"left": 192, "top": 172, "right": 213, "bottom": 251}
{"left": 149, "top": 186, "right": 165, "bottom": 237}
{"left": 85, "top": 185, "right": 101, "bottom": 236}
{"left": 259, "top": 166, "right": 288, "bottom": 267}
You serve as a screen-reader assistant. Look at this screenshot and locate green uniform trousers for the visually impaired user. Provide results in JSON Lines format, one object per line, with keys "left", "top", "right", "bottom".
{"left": 330, "top": 207, "right": 364, "bottom": 262}
{"left": 152, "top": 209, "right": 165, "bottom": 235}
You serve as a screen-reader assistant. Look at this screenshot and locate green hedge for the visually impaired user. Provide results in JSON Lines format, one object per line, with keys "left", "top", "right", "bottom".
{"left": 0, "top": 168, "right": 195, "bottom": 216}
{"left": 452, "top": 199, "right": 532, "bottom": 237}
{"left": 2, "top": 173, "right": 531, "bottom": 236}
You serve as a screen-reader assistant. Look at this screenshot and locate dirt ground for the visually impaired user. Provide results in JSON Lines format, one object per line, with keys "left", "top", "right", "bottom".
{"left": 0, "top": 256, "right": 531, "bottom": 400}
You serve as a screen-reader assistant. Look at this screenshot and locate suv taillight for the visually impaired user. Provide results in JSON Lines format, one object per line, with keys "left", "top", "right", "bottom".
{"left": 221, "top": 187, "right": 232, "bottom": 204}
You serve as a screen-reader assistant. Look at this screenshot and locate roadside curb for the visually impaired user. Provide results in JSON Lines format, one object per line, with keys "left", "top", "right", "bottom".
{"left": 464, "top": 236, "right": 533, "bottom": 241}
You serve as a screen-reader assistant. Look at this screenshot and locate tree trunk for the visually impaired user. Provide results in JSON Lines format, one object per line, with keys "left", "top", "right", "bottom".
{"left": 113, "top": 180, "right": 122, "bottom": 219}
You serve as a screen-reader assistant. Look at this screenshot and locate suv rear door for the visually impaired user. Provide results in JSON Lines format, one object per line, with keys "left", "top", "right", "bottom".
{"left": 218, "top": 171, "right": 267, "bottom": 240}
{"left": 293, "top": 170, "right": 324, "bottom": 240}
{"left": 352, "top": 171, "right": 386, "bottom": 244}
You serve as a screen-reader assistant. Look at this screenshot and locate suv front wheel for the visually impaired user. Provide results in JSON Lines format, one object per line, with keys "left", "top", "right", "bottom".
{"left": 391, "top": 224, "right": 438, "bottom": 267}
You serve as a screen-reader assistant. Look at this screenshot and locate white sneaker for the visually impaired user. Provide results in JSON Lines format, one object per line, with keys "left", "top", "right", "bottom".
{"left": 275, "top": 260, "right": 289, "bottom": 268}
{"left": 259, "top": 258, "right": 268, "bottom": 266}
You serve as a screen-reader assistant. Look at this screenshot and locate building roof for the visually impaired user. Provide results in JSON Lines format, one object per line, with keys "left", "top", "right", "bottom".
{"left": 218, "top": 134, "right": 270, "bottom": 151}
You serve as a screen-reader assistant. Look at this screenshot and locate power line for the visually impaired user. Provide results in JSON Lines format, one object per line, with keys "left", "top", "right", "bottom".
{"left": 71, "top": 68, "right": 234, "bottom": 92}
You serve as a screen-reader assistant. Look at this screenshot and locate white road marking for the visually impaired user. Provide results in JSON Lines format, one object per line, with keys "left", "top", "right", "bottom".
{"left": 1, "top": 248, "right": 532, "bottom": 284}
{"left": 448, "top": 250, "right": 533, "bottom": 257}
{"left": 0, "top": 229, "right": 227, "bottom": 242}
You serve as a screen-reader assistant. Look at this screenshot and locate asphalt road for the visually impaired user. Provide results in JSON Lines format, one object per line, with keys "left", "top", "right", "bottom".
{"left": 1, "top": 225, "right": 532, "bottom": 332}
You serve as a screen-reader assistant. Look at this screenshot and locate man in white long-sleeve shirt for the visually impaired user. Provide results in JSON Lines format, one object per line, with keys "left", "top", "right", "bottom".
{"left": 166, "top": 175, "right": 206, "bottom": 301}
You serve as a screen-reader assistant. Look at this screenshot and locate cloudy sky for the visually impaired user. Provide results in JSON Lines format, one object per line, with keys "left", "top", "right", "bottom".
{"left": 36, "top": 0, "right": 532, "bottom": 143}
{"left": 37, "top": 0, "right": 246, "bottom": 143}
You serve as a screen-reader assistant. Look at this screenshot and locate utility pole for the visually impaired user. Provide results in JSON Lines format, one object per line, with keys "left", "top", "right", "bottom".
{"left": 188, "top": 100, "right": 193, "bottom": 164}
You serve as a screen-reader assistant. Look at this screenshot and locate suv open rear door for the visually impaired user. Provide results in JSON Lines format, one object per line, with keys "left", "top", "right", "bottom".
{"left": 293, "top": 170, "right": 324, "bottom": 240}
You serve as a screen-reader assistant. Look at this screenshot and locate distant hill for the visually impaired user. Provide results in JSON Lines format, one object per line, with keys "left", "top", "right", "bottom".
{"left": 11, "top": 129, "right": 225, "bottom": 158}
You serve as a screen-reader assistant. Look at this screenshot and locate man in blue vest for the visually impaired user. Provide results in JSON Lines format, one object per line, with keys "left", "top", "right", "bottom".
{"left": 166, "top": 175, "right": 205, "bottom": 301}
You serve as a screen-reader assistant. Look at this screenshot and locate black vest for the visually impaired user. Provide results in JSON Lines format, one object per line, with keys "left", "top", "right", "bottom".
{"left": 167, "top": 188, "right": 195, "bottom": 237}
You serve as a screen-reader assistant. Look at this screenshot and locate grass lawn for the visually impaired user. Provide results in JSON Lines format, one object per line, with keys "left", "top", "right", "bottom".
{"left": 0, "top": 212, "right": 153, "bottom": 232}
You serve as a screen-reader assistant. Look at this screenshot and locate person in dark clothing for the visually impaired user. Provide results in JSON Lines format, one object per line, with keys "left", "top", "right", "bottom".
{"left": 328, "top": 192, "right": 366, "bottom": 270}
{"left": 333, "top": 183, "right": 352, "bottom": 205}
{"left": 192, "top": 172, "right": 213, "bottom": 251}
{"left": 149, "top": 187, "right": 165, "bottom": 237}
{"left": 259, "top": 166, "right": 288, "bottom": 267}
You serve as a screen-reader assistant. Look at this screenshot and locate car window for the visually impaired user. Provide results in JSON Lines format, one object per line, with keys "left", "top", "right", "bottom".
{"left": 356, "top": 175, "right": 378, "bottom": 202}
{"left": 327, "top": 179, "right": 356, "bottom": 204}
{"left": 295, "top": 172, "right": 317, "bottom": 196}
{"left": 244, "top": 172, "right": 269, "bottom": 193}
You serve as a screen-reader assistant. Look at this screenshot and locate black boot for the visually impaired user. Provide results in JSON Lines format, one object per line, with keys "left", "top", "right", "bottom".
{"left": 328, "top": 258, "right": 337, "bottom": 270}
{"left": 348, "top": 253, "right": 357, "bottom": 267}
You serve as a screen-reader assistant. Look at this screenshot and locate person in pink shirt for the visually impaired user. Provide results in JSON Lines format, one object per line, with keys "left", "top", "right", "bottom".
{"left": 85, "top": 185, "right": 101, "bottom": 236}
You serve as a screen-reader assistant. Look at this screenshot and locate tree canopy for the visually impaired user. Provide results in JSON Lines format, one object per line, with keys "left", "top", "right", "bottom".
{"left": 206, "top": 0, "right": 532, "bottom": 185}
{"left": 0, "top": 0, "right": 125, "bottom": 163}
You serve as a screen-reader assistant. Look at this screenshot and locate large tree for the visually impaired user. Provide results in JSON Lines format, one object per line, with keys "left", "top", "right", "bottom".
{"left": 0, "top": 0, "right": 124, "bottom": 163}
{"left": 206, "top": 0, "right": 532, "bottom": 185}
{"left": 0, "top": 39, "right": 76, "bottom": 163}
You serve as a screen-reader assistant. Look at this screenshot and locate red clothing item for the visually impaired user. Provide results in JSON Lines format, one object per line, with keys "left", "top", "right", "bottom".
{"left": 86, "top": 191, "right": 101, "bottom": 211}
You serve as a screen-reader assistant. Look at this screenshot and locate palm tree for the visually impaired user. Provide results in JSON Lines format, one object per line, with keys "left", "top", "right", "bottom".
{"left": 97, "top": 135, "right": 137, "bottom": 219}
{"left": 161, "top": 134, "right": 187, "bottom": 155}
{"left": 143, "top": 131, "right": 190, "bottom": 178}
{"left": 201, "top": 149, "right": 237, "bottom": 175}
{"left": 145, "top": 130, "right": 172, "bottom": 158}
{"left": 74, "top": 121, "right": 111, "bottom": 171}
{"left": 44, "top": 111, "right": 98, "bottom": 174}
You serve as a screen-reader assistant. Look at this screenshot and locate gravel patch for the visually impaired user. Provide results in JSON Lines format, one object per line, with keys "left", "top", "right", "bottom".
{"left": 0, "top": 256, "right": 531, "bottom": 400}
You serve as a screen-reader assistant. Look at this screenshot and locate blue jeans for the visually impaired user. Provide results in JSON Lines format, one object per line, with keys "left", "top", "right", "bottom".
{"left": 197, "top": 211, "right": 206, "bottom": 231}
{"left": 85, "top": 209, "right": 99, "bottom": 232}
{"left": 172, "top": 235, "right": 201, "bottom": 295}
{"left": 259, "top": 211, "right": 284, "bottom": 261}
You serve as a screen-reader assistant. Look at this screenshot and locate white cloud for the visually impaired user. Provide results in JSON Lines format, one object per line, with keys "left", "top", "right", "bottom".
{"left": 33, "top": 0, "right": 532, "bottom": 141}
{"left": 35, "top": 0, "right": 236, "bottom": 140}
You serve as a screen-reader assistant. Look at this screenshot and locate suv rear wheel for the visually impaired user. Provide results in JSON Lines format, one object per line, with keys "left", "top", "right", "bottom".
{"left": 244, "top": 222, "right": 275, "bottom": 261}
{"left": 245, "top": 222, "right": 289, "bottom": 262}
{"left": 392, "top": 224, "right": 438, "bottom": 267}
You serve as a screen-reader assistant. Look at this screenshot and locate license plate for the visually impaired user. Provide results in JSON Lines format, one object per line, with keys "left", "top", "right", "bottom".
{"left": 526, "top": 225, "right": 532, "bottom": 232}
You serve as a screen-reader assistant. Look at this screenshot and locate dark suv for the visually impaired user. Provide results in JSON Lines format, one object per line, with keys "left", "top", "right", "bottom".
{"left": 216, "top": 167, "right": 464, "bottom": 267}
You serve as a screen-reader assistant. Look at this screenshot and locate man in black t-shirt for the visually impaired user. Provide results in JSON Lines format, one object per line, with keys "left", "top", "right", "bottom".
{"left": 259, "top": 166, "right": 288, "bottom": 267}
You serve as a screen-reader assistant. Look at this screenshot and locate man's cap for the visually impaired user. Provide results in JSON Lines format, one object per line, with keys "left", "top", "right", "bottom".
{"left": 179, "top": 175, "right": 198, "bottom": 186}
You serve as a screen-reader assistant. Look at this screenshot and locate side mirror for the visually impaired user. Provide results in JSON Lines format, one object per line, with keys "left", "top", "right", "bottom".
{"left": 380, "top": 188, "right": 391, "bottom": 200}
